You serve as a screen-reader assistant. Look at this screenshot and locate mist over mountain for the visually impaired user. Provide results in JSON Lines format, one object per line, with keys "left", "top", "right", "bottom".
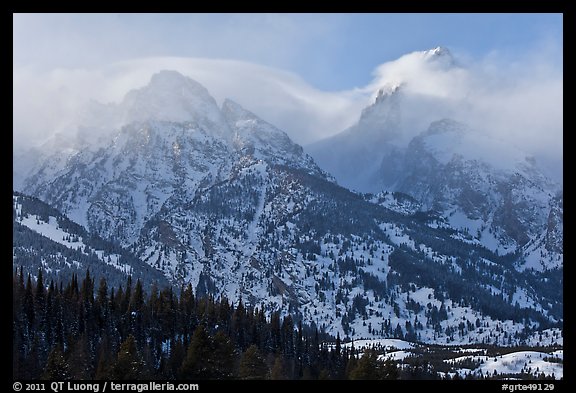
{"left": 14, "top": 64, "right": 562, "bottom": 352}
{"left": 14, "top": 46, "right": 562, "bottom": 184}
{"left": 307, "top": 48, "right": 562, "bottom": 265}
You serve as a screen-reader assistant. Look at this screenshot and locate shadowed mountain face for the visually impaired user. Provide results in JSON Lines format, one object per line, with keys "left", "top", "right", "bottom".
{"left": 307, "top": 48, "right": 562, "bottom": 269}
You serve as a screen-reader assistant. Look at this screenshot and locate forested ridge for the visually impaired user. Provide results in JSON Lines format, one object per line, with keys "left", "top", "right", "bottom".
{"left": 12, "top": 267, "right": 399, "bottom": 380}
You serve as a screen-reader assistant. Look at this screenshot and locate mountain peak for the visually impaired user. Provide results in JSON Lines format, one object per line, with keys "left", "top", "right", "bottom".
{"left": 425, "top": 46, "right": 451, "bottom": 57}
{"left": 149, "top": 69, "right": 194, "bottom": 85}
{"left": 421, "top": 46, "right": 455, "bottom": 67}
{"left": 374, "top": 83, "right": 403, "bottom": 104}
{"left": 221, "top": 98, "right": 256, "bottom": 121}
{"left": 120, "top": 70, "right": 231, "bottom": 136}
{"left": 355, "top": 82, "right": 402, "bottom": 142}
{"left": 139, "top": 70, "right": 214, "bottom": 102}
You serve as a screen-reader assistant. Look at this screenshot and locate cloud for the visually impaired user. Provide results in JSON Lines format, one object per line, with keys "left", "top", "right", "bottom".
{"left": 13, "top": 44, "right": 562, "bottom": 182}
{"left": 13, "top": 58, "right": 368, "bottom": 149}
{"left": 13, "top": 14, "right": 342, "bottom": 77}
{"left": 360, "top": 47, "right": 563, "bottom": 181}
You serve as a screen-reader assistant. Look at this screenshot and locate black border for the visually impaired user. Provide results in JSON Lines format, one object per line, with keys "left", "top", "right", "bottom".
{"left": 9, "top": 2, "right": 569, "bottom": 391}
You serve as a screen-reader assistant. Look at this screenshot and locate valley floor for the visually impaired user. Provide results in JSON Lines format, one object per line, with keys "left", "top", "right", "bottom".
{"left": 341, "top": 338, "right": 563, "bottom": 379}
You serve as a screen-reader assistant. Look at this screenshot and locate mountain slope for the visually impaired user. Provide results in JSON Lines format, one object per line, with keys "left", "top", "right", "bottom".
{"left": 13, "top": 192, "right": 168, "bottom": 290}
{"left": 374, "top": 119, "right": 562, "bottom": 268}
{"left": 306, "top": 48, "right": 562, "bottom": 268}
{"left": 19, "top": 70, "right": 562, "bottom": 346}
{"left": 307, "top": 84, "right": 403, "bottom": 193}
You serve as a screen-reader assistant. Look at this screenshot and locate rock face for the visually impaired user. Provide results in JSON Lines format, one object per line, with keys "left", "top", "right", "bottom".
{"left": 307, "top": 48, "right": 562, "bottom": 270}
{"left": 18, "top": 70, "right": 562, "bottom": 345}
{"left": 13, "top": 191, "right": 168, "bottom": 290}
{"left": 23, "top": 71, "right": 326, "bottom": 246}
{"left": 377, "top": 119, "right": 562, "bottom": 267}
{"left": 307, "top": 84, "right": 403, "bottom": 193}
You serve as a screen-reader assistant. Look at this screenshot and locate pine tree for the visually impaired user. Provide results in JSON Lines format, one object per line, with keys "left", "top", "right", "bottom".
{"left": 23, "top": 274, "right": 35, "bottom": 330}
{"left": 381, "top": 359, "right": 399, "bottom": 380}
{"left": 97, "top": 278, "right": 108, "bottom": 308}
{"left": 109, "top": 335, "right": 146, "bottom": 380}
{"left": 269, "top": 311, "right": 281, "bottom": 352}
{"left": 95, "top": 334, "right": 113, "bottom": 380}
{"left": 41, "top": 347, "right": 71, "bottom": 380}
{"left": 349, "top": 349, "right": 380, "bottom": 380}
{"left": 239, "top": 345, "right": 269, "bottom": 380}
{"left": 165, "top": 338, "right": 185, "bottom": 379}
{"left": 130, "top": 279, "right": 144, "bottom": 313}
{"left": 12, "top": 267, "right": 376, "bottom": 381}
{"left": 178, "top": 325, "right": 212, "bottom": 379}
{"left": 129, "top": 279, "right": 145, "bottom": 344}
{"left": 67, "top": 334, "right": 93, "bottom": 379}
{"left": 80, "top": 270, "right": 94, "bottom": 305}
{"left": 271, "top": 355, "right": 287, "bottom": 380}
{"left": 23, "top": 337, "right": 42, "bottom": 379}
{"left": 35, "top": 269, "right": 46, "bottom": 313}
{"left": 208, "top": 331, "right": 236, "bottom": 379}
{"left": 121, "top": 276, "right": 132, "bottom": 314}
{"left": 141, "top": 343, "right": 156, "bottom": 379}
{"left": 232, "top": 298, "right": 246, "bottom": 348}
{"left": 345, "top": 351, "right": 358, "bottom": 380}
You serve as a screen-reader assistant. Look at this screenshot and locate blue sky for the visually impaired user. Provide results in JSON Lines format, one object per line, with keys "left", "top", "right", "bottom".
{"left": 13, "top": 13, "right": 562, "bottom": 90}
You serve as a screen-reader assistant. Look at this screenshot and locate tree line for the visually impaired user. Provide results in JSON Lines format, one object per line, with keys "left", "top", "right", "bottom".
{"left": 12, "top": 267, "right": 399, "bottom": 380}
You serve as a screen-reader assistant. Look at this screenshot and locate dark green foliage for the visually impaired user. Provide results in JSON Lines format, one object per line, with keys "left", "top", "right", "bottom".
{"left": 14, "top": 266, "right": 558, "bottom": 380}
{"left": 239, "top": 345, "right": 269, "bottom": 380}
{"left": 109, "top": 335, "right": 146, "bottom": 380}
{"left": 348, "top": 349, "right": 399, "bottom": 380}
{"left": 178, "top": 325, "right": 213, "bottom": 379}
{"left": 348, "top": 349, "right": 380, "bottom": 380}
{"left": 41, "top": 347, "right": 71, "bottom": 380}
{"left": 12, "top": 269, "right": 354, "bottom": 380}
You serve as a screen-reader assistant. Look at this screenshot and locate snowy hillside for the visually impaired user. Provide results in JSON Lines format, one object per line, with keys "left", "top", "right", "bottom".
{"left": 307, "top": 48, "right": 562, "bottom": 270}
{"left": 17, "top": 70, "right": 562, "bottom": 348}
{"left": 336, "top": 335, "right": 562, "bottom": 379}
{"left": 13, "top": 192, "right": 167, "bottom": 290}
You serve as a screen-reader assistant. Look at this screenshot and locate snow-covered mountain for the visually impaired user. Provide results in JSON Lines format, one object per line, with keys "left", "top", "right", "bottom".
{"left": 13, "top": 192, "right": 168, "bottom": 290}
{"left": 307, "top": 84, "right": 403, "bottom": 193}
{"left": 17, "top": 70, "right": 562, "bottom": 346}
{"left": 307, "top": 48, "right": 562, "bottom": 270}
{"left": 377, "top": 119, "right": 562, "bottom": 267}
{"left": 23, "top": 71, "right": 326, "bottom": 246}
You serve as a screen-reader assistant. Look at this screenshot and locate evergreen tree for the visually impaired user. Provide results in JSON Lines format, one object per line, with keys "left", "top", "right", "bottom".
{"left": 208, "top": 331, "right": 236, "bottom": 379}
{"left": 381, "top": 359, "right": 399, "bottom": 380}
{"left": 97, "top": 278, "right": 108, "bottom": 308}
{"left": 67, "top": 334, "right": 93, "bottom": 380}
{"left": 23, "top": 274, "right": 35, "bottom": 330}
{"left": 345, "top": 348, "right": 357, "bottom": 379}
{"left": 318, "top": 368, "right": 331, "bottom": 380}
{"left": 165, "top": 338, "right": 185, "bottom": 379}
{"left": 129, "top": 279, "right": 145, "bottom": 344}
{"left": 239, "top": 345, "right": 269, "bottom": 380}
{"left": 95, "top": 334, "right": 113, "bottom": 380}
{"left": 109, "top": 335, "right": 146, "bottom": 380}
{"left": 80, "top": 270, "right": 94, "bottom": 305}
{"left": 35, "top": 269, "right": 46, "bottom": 313}
{"left": 271, "top": 355, "right": 287, "bottom": 380}
{"left": 23, "top": 337, "right": 42, "bottom": 379}
{"left": 130, "top": 279, "right": 145, "bottom": 313}
{"left": 349, "top": 349, "right": 380, "bottom": 380}
{"left": 41, "top": 347, "right": 71, "bottom": 380}
{"left": 178, "top": 325, "right": 212, "bottom": 379}
{"left": 12, "top": 269, "right": 361, "bottom": 381}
